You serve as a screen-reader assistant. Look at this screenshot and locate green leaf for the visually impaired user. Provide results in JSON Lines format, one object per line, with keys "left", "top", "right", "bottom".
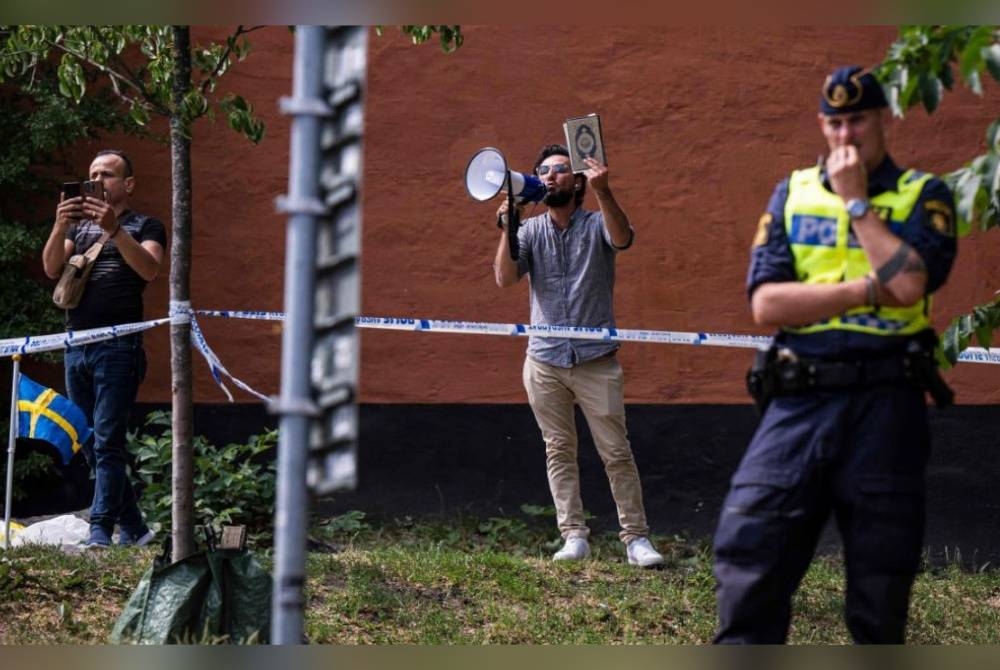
{"left": 974, "top": 324, "right": 993, "bottom": 349}
{"left": 987, "top": 118, "right": 1000, "bottom": 152}
{"left": 968, "top": 69, "right": 983, "bottom": 96}
{"left": 235, "top": 38, "right": 251, "bottom": 61}
{"left": 56, "top": 53, "right": 85, "bottom": 102}
{"left": 951, "top": 167, "right": 981, "bottom": 233}
{"left": 919, "top": 73, "right": 941, "bottom": 113}
{"left": 984, "top": 42, "right": 1000, "bottom": 81}
{"left": 387, "top": 25, "right": 463, "bottom": 54}
{"left": 973, "top": 305, "right": 993, "bottom": 348}
{"left": 959, "top": 25, "right": 993, "bottom": 80}
{"left": 439, "top": 27, "right": 463, "bottom": 53}
{"left": 129, "top": 104, "right": 149, "bottom": 127}
{"left": 941, "top": 318, "right": 965, "bottom": 367}
{"left": 247, "top": 117, "right": 265, "bottom": 144}
{"left": 973, "top": 178, "right": 991, "bottom": 230}
{"left": 939, "top": 62, "right": 955, "bottom": 90}
{"left": 899, "top": 69, "right": 921, "bottom": 111}
{"left": 182, "top": 90, "right": 209, "bottom": 120}
{"left": 228, "top": 110, "right": 245, "bottom": 134}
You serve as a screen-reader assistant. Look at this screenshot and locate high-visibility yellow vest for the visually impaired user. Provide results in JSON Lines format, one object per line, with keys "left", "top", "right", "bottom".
{"left": 783, "top": 166, "right": 932, "bottom": 336}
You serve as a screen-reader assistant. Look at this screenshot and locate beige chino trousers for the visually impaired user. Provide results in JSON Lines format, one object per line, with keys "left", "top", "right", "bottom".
{"left": 522, "top": 355, "right": 650, "bottom": 543}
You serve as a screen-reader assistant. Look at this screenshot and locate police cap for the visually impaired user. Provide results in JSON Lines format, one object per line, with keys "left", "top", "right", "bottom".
{"left": 820, "top": 65, "right": 888, "bottom": 115}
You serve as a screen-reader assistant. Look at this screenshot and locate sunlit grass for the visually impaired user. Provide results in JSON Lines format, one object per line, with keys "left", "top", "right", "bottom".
{"left": 2, "top": 513, "right": 999, "bottom": 644}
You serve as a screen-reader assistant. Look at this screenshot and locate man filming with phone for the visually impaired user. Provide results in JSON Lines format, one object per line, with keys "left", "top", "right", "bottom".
{"left": 42, "top": 149, "right": 166, "bottom": 548}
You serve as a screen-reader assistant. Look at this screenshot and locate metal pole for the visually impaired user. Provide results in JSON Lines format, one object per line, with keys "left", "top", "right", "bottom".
{"left": 308, "top": 26, "right": 364, "bottom": 496}
{"left": 271, "top": 25, "right": 327, "bottom": 645}
{"left": 4, "top": 355, "right": 21, "bottom": 549}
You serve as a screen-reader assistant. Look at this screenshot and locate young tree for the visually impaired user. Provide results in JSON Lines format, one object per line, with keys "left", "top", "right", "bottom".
{"left": 876, "top": 26, "right": 1000, "bottom": 363}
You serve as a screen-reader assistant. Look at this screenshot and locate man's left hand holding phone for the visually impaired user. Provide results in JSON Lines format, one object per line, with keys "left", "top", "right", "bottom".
{"left": 57, "top": 179, "right": 112, "bottom": 234}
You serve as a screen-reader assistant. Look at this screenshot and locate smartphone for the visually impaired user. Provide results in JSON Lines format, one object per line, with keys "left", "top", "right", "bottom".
{"left": 81, "top": 180, "right": 105, "bottom": 201}
{"left": 61, "top": 181, "right": 81, "bottom": 199}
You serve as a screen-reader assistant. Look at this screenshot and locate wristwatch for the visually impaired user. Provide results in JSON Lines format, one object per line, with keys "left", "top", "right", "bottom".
{"left": 845, "top": 198, "right": 871, "bottom": 219}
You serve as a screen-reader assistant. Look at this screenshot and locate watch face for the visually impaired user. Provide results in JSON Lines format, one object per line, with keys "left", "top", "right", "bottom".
{"left": 847, "top": 199, "right": 869, "bottom": 218}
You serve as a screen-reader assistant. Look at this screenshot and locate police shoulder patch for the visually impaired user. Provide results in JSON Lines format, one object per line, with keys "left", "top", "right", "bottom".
{"left": 924, "top": 199, "right": 955, "bottom": 236}
{"left": 872, "top": 205, "right": 892, "bottom": 223}
{"left": 753, "top": 212, "right": 773, "bottom": 247}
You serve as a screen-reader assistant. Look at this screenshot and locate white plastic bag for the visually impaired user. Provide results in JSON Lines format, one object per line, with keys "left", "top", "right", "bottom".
{"left": 11, "top": 514, "right": 90, "bottom": 547}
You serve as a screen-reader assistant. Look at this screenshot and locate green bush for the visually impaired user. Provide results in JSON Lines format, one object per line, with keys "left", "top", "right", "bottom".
{"left": 127, "top": 410, "right": 277, "bottom": 539}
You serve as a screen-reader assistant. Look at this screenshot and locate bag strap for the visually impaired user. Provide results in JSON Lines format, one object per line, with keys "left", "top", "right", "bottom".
{"left": 77, "top": 212, "right": 144, "bottom": 259}
{"left": 81, "top": 230, "right": 111, "bottom": 260}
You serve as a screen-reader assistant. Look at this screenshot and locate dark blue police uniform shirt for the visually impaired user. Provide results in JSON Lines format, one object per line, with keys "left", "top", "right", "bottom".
{"left": 747, "top": 155, "right": 957, "bottom": 359}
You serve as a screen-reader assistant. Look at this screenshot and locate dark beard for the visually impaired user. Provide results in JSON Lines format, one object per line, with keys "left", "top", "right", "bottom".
{"left": 543, "top": 188, "right": 574, "bottom": 207}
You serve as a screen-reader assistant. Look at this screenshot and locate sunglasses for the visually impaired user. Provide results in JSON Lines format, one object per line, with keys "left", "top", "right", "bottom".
{"left": 536, "top": 163, "right": 572, "bottom": 176}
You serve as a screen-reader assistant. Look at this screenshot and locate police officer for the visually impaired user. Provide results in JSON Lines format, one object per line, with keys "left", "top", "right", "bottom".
{"left": 712, "top": 65, "right": 958, "bottom": 644}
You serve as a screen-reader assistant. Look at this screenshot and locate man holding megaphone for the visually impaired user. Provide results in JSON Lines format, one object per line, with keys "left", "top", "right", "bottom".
{"left": 492, "top": 144, "right": 664, "bottom": 568}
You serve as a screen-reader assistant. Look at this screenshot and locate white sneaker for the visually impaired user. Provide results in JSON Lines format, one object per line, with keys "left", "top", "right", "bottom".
{"left": 552, "top": 537, "right": 591, "bottom": 561}
{"left": 626, "top": 537, "right": 664, "bottom": 568}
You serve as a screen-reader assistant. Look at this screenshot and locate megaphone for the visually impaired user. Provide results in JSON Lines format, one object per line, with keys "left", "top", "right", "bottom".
{"left": 464, "top": 147, "right": 547, "bottom": 203}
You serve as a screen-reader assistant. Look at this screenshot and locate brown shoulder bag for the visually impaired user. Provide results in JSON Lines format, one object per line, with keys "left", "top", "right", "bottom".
{"left": 52, "top": 231, "right": 110, "bottom": 310}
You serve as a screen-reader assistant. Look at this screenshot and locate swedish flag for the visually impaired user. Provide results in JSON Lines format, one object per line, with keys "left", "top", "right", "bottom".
{"left": 16, "top": 374, "right": 92, "bottom": 465}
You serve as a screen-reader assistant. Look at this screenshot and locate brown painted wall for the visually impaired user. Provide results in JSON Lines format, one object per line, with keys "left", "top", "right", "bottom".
{"left": 84, "top": 26, "right": 1000, "bottom": 405}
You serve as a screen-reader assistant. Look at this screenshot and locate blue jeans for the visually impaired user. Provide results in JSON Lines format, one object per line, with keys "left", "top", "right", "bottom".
{"left": 65, "top": 334, "right": 148, "bottom": 536}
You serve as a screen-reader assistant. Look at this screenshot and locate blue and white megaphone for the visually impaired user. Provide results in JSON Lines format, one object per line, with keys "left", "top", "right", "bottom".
{"left": 464, "top": 147, "right": 547, "bottom": 203}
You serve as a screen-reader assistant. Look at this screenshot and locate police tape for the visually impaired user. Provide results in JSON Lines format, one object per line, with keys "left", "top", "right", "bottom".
{"left": 0, "top": 313, "right": 269, "bottom": 402}
{"left": 0, "top": 318, "right": 171, "bottom": 358}
{"left": 195, "top": 309, "right": 285, "bottom": 321}
{"left": 188, "top": 315, "right": 269, "bottom": 402}
{"left": 198, "top": 309, "right": 1000, "bottom": 365}
{"left": 194, "top": 311, "right": 789, "bottom": 348}
{"left": 3, "top": 310, "right": 999, "bottom": 371}
{"left": 352, "top": 315, "right": 772, "bottom": 349}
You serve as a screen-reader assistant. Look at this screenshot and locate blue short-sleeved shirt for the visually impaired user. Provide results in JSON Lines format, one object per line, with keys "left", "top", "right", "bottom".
{"left": 747, "top": 155, "right": 957, "bottom": 358}
{"left": 516, "top": 208, "right": 633, "bottom": 367}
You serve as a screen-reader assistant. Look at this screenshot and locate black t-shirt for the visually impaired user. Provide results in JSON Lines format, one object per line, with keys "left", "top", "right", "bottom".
{"left": 64, "top": 210, "right": 167, "bottom": 329}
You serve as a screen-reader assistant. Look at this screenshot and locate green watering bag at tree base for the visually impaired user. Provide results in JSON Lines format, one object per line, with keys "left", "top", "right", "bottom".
{"left": 110, "top": 547, "right": 272, "bottom": 644}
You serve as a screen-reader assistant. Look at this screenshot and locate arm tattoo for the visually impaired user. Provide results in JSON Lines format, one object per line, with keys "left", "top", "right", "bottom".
{"left": 875, "top": 241, "right": 924, "bottom": 284}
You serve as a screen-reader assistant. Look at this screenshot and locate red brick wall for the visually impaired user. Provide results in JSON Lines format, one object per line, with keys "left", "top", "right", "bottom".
{"left": 96, "top": 26, "right": 1000, "bottom": 405}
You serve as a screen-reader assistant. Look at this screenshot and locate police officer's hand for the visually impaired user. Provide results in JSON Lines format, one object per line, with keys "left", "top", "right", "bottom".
{"left": 826, "top": 145, "right": 867, "bottom": 202}
{"left": 55, "top": 194, "right": 84, "bottom": 229}
{"left": 583, "top": 157, "right": 610, "bottom": 196}
{"left": 496, "top": 199, "right": 526, "bottom": 232}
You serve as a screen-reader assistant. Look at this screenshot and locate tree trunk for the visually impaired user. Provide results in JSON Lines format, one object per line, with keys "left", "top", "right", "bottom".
{"left": 169, "top": 25, "right": 195, "bottom": 562}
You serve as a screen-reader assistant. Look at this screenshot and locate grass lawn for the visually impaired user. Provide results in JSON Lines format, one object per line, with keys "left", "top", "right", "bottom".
{"left": 1, "top": 512, "right": 999, "bottom": 644}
